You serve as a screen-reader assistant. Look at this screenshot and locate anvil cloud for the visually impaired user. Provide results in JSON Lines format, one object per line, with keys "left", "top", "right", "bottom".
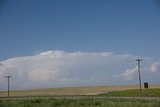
{"left": 0, "top": 50, "right": 159, "bottom": 90}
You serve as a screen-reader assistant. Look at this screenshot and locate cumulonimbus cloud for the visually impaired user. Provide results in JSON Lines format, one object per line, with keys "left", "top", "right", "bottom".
{"left": 0, "top": 50, "right": 159, "bottom": 90}
{"left": 114, "top": 66, "right": 138, "bottom": 81}
{"left": 150, "top": 61, "right": 160, "bottom": 73}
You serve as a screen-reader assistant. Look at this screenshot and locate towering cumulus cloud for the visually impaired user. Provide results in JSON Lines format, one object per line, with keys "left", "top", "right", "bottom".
{"left": 0, "top": 50, "right": 159, "bottom": 90}
{"left": 150, "top": 61, "right": 160, "bottom": 73}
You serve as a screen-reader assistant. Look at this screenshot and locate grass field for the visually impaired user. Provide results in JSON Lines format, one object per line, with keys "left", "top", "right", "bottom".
{"left": 0, "top": 85, "right": 160, "bottom": 107}
{"left": 100, "top": 88, "right": 160, "bottom": 97}
{"left": 0, "top": 84, "right": 160, "bottom": 97}
{"left": 0, "top": 97, "right": 160, "bottom": 107}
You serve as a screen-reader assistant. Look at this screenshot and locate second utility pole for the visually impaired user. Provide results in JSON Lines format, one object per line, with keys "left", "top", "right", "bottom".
{"left": 6, "top": 75, "right": 11, "bottom": 98}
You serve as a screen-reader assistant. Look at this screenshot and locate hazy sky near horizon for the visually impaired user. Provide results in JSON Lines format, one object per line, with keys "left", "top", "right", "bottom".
{"left": 0, "top": 0, "right": 160, "bottom": 89}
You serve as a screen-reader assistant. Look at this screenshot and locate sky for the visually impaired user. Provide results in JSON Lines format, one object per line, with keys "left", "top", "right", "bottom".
{"left": 0, "top": 0, "right": 160, "bottom": 90}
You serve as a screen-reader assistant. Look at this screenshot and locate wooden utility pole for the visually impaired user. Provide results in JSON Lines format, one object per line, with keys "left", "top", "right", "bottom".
{"left": 6, "top": 76, "right": 11, "bottom": 97}
{"left": 135, "top": 59, "right": 143, "bottom": 94}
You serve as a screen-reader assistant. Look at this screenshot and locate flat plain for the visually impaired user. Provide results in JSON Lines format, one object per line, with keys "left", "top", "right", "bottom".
{"left": 0, "top": 84, "right": 160, "bottom": 97}
{"left": 0, "top": 84, "right": 160, "bottom": 107}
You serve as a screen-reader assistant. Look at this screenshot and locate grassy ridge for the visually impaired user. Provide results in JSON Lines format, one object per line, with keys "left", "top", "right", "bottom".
{"left": 99, "top": 88, "right": 160, "bottom": 97}
{"left": 0, "top": 97, "right": 160, "bottom": 107}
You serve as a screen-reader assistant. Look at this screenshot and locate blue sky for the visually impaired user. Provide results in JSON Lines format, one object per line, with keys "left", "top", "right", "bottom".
{"left": 0, "top": 0, "right": 160, "bottom": 60}
{"left": 0, "top": 0, "right": 160, "bottom": 89}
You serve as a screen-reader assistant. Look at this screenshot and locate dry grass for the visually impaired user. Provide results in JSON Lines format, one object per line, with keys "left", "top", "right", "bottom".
{"left": 0, "top": 84, "right": 160, "bottom": 97}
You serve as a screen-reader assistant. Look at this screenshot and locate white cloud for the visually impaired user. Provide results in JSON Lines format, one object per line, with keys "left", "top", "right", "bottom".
{"left": 0, "top": 50, "right": 159, "bottom": 90}
{"left": 114, "top": 66, "right": 138, "bottom": 81}
{"left": 150, "top": 61, "right": 160, "bottom": 73}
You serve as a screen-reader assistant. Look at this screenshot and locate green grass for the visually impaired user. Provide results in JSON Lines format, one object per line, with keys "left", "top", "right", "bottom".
{"left": 99, "top": 88, "right": 160, "bottom": 97}
{"left": 1, "top": 87, "right": 160, "bottom": 107}
{"left": 0, "top": 97, "right": 160, "bottom": 107}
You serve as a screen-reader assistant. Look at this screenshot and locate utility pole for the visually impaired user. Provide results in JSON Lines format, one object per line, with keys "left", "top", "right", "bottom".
{"left": 6, "top": 75, "right": 11, "bottom": 97}
{"left": 135, "top": 59, "right": 143, "bottom": 94}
